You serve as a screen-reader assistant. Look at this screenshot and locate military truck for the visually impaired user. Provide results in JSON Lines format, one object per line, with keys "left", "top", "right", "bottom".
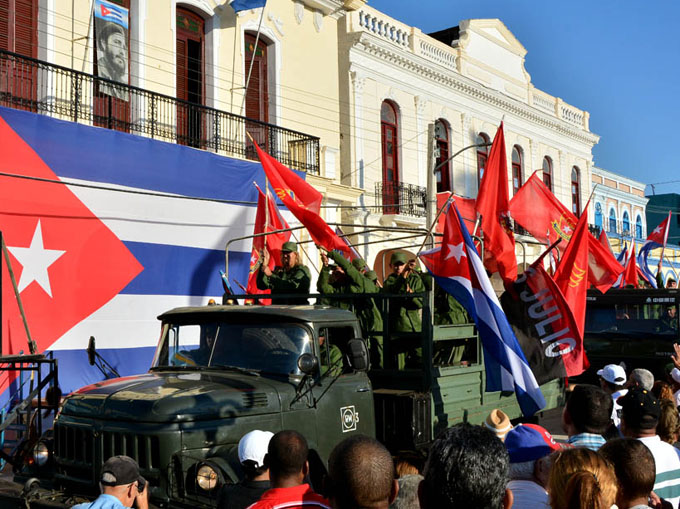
{"left": 581, "top": 287, "right": 680, "bottom": 380}
{"left": 8, "top": 290, "right": 564, "bottom": 508}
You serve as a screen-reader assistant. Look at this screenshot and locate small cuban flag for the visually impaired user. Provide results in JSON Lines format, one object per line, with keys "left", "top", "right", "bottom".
{"left": 94, "top": 0, "right": 129, "bottom": 29}
{"left": 230, "top": 0, "right": 267, "bottom": 13}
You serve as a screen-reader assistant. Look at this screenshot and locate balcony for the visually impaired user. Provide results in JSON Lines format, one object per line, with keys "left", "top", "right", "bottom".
{"left": 374, "top": 181, "right": 426, "bottom": 217}
{"left": 0, "top": 50, "right": 320, "bottom": 174}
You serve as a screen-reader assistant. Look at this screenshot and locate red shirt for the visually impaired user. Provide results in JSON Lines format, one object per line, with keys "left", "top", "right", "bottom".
{"left": 247, "top": 483, "right": 331, "bottom": 509}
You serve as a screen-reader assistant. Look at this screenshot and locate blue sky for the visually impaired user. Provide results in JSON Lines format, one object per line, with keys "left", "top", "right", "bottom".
{"left": 368, "top": 0, "right": 680, "bottom": 195}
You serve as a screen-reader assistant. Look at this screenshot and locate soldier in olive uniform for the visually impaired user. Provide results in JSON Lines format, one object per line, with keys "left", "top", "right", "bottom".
{"left": 317, "top": 249, "right": 384, "bottom": 366}
{"left": 408, "top": 259, "right": 468, "bottom": 325}
{"left": 256, "top": 241, "right": 311, "bottom": 305}
{"left": 383, "top": 252, "right": 424, "bottom": 332}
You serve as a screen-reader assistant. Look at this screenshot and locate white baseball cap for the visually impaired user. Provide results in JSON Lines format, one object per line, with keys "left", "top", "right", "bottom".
{"left": 238, "top": 430, "right": 274, "bottom": 468}
{"left": 597, "top": 364, "right": 626, "bottom": 385}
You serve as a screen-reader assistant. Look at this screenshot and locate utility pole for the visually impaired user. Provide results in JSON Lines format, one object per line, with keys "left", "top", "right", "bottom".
{"left": 426, "top": 122, "right": 436, "bottom": 315}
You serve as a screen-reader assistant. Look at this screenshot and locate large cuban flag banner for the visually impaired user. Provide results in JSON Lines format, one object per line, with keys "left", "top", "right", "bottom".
{"left": 0, "top": 106, "right": 288, "bottom": 397}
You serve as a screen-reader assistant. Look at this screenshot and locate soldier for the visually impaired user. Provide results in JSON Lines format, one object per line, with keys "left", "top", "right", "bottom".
{"left": 409, "top": 258, "right": 468, "bottom": 325}
{"left": 383, "top": 252, "right": 424, "bottom": 332}
{"left": 318, "top": 249, "right": 383, "bottom": 366}
{"left": 257, "top": 241, "right": 311, "bottom": 305}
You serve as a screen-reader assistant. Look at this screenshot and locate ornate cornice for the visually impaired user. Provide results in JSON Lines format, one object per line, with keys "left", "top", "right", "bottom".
{"left": 351, "top": 34, "right": 600, "bottom": 147}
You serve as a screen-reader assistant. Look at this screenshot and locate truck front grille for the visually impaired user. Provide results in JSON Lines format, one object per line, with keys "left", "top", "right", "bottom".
{"left": 54, "top": 423, "right": 161, "bottom": 473}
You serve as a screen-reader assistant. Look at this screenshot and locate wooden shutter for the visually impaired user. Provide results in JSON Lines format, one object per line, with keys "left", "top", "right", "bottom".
{"left": 0, "top": 0, "right": 9, "bottom": 51}
{"left": 0, "top": 0, "right": 36, "bottom": 56}
{"left": 244, "top": 33, "right": 268, "bottom": 123}
{"left": 176, "top": 38, "right": 187, "bottom": 102}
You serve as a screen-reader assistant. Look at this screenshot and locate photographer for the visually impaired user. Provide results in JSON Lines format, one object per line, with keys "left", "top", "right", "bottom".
{"left": 72, "top": 455, "right": 148, "bottom": 509}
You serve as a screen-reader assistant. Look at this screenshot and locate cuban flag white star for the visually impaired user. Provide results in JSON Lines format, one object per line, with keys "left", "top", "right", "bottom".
{"left": 8, "top": 220, "right": 66, "bottom": 297}
{"left": 653, "top": 225, "right": 663, "bottom": 234}
{"left": 445, "top": 242, "right": 467, "bottom": 263}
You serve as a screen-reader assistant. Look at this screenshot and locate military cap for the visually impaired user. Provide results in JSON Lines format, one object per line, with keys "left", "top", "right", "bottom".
{"left": 281, "top": 241, "right": 298, "bottom": 253}
{"left": 351, "top": 258, "right": 367, "bottom": 270}
{"left": 390, "top": 252, "right": 407, "bottom": 265}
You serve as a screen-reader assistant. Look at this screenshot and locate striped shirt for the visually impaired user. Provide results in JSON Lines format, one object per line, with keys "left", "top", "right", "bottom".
{"left": 638, "top": 435, "right": 680, "bottom": 509}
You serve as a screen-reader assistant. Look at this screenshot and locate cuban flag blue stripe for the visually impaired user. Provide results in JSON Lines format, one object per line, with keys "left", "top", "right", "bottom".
{"left": 638, "top": 240, "right": 660, "bottom": 288}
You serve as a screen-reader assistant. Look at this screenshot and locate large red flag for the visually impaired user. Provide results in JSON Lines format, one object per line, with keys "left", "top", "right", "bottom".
{"left": 252, "top": 142, "right": 349, "bottom": 255}
{"left": 598, "top": 228, "right": 613, "bottom": 255}
{"left": 510, "top": 171, "right": 623, "bottom": 292}
{"left": 475, "top": 122, "right": 517, "bottom": 283}
{"left": 437, "top": 193, "right": 476, "bottom": 233}
{"left": 246, "top": 184, "right": 291, "bottom": 302}
{"left": 620, "top": 239, "right": 639, "bottom": 288}
{"left": 553, "top": 203, "right": 590, "bottom": 340}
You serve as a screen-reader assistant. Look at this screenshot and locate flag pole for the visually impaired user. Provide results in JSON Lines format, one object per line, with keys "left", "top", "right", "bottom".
{"left": 240, "top": 2, "right": 267, "bottom": 116}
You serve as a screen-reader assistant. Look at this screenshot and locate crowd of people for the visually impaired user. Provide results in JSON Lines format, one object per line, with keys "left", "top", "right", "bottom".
{"left": 75, "top": 345, "right": 680, "bottom": 509}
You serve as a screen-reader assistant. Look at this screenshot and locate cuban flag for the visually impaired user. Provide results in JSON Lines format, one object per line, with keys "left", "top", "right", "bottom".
{"left": 0, "top": 105, "right": 300, "bottom": 401}
{"left": 94, "top": 0, "right": 128, "bottom": 29}
{"left": 420, "top": 200, "right": 545, "bottom": 416}
{"left": 637, "top": 211, "right": 672, "bottom": 288}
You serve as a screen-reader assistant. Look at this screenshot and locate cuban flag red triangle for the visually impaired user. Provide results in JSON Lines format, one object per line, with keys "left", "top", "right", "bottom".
{"left": 0, "top": 116, "right": 143, "bottom": 365}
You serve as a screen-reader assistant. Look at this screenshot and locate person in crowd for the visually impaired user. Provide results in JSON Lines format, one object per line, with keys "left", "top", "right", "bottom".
{"left": 483, "top": 408, "right": 513, "bottom": 442}
{"left": 393, "top": 451, "right": 424, "bottom": 477}
{"left": 660, "top": 306, "right": 679, "bottom": 332}
{"left": 630, "top": 368, "right": 655, "bottom": 391}
{"left": 257, "top": 242, "right": 311, "bottom": 305}
{"left": 653, "top": 380, "right": 676, "bottom": 403}
{"left": 73, "top": 455, "right": 148, "bottom": 509}
{"left": 390, "top": 475, "right": 422, "bottom": 509}
{"left": 317, "top": 249, "right": 383, "bottom": 365}
{"left": 326, "top": 435, "right": 398, "bottom": 509}
{"left": 619, "top": 387, "right": 680, "bottom": 509}
{"left": 598, "top": 363, "right": 628, "bottom": 429}
{"left": 418, "top": 423, "right": 513, "bottom": 509}
{"left": 248, "top": 430, "right": 330, "bottom": 509}
{"left": 562, "top": 384, "right": 613, "bottom": 450}
{"left": 217, "top": 430, "right": 273, "bottom": 509}
{"left": 504, "top": 424, "right": 562, "bottom": 509}
{"left": 669, "top": 343, "right": 680, "bottom": 407}
{"left": 548, "top": 448, "right": 617, "bottom": 509}
{"left": 365, "top": 270, "right": 381, "bottom": 289}
{"left": 600, "top": 438, "right": 657, "bottom": 509}
{"left": 656, "top": 260, "right": 677, "bottom": 289}
{"left": 657, "top": 399, "right": 680, "bottom": 446}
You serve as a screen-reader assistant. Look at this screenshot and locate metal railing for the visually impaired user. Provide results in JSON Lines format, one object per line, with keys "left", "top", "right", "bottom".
{"left": 374, "top": 181, "right": 427, "bottom": 217}
{"left": 0, "top": 50, "right": 320, "bottom": 174}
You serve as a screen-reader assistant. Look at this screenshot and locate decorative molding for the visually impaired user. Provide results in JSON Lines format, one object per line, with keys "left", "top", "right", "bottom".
{"left": 352, "top": 35, "right": 599, "bottom": 146}
{"left": 294, "top": 1, "right": 304, "bottom": 24}
{"left": 414, "top": 95, "right": 427, "bottom": 117}
{"left": 268, "top": 12, "right": 285, "bottom": 36}
{"left": 313, "top": 10, "right": 323, "bottom": 32}
{"left": 350, "top": 70, "right": 365, "bottom": 94}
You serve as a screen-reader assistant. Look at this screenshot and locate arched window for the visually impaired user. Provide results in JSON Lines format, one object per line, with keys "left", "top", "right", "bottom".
{"left": 636, "top": 215, "right": 643, "bottom": 239}
{"left": 608, "top": 208, "right": 617, "bottom": 233}
{"left": 381, "top": 100, "right": 400, "bottom": 214}
{"left": 571, "top": 167, "right": 581, "bottom": 216}
{"left": 434, "top": 119, "right": 450, "bottom": 193}
{"left": 595, "top": 203, "right": 603, "bottom": 230}
{"left": 542, "top": 157, "right": 553, "bottom": 191}
{"left": 622, "top": 210, "right": 630, "bottom": 235}
{"left": 176, "top": 7, "right": 205, "bottom": 147}
{"left": 512, "top": 145, "right": 523, "bottom": 195}
{"left": 476, "top": 133, "right": 490, "bottom": 186}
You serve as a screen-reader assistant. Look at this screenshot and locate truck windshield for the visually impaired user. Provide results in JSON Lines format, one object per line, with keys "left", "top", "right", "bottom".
{"left": 585, "top": 301, "right": 679, "bottom": 336}
{"left": 152, "top": 321, "right": 313, "bottom": 376}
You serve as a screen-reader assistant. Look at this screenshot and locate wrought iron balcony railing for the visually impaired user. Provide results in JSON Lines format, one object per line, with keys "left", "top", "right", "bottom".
{"left": 374, "top": 181, "right": 427, "bottom": 217}
{"left": 0, "top": 50, "right": 320, "bottom": 174}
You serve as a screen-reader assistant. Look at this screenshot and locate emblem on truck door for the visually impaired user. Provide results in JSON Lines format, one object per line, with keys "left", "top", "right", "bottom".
{"left": 341, "top": 405, "right": 359, "bottom": 432}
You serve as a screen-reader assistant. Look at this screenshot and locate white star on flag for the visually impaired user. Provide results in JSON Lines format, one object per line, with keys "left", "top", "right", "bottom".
{"left": 8, "top": 220, "right": 66, "bottom": 297}
{"left": 653, "top": 225, "right": 663, "bottom": 234}
{"left": 445, "top": 242, "right": 467, "bottom": 263}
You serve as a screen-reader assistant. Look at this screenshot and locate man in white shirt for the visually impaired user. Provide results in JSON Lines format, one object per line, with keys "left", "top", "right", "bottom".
{"left": 598, "top": 363, "right": 628, "bottom": 428}
{"left": 620, "top": 387, "right": 680, "bottom": 509}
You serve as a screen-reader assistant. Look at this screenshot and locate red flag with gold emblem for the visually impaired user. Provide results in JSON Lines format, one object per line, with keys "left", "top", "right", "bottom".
{"left": 246, "top": 184, "right": 291, "bottom": 303}
{"left": 252, "top": 143, "right": 349, "bottom": 255}
{"left": 475, "top": 122, "right": 517, "bottom": 283}
{"left": 553, "top": 203, "right": 590, "bottom": 341}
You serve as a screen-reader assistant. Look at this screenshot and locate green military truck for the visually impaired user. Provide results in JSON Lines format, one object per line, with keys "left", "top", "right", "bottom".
{"left": 8, "top": 294, "right": 564, "bottom": 508}
{"left": 581, "top": 288, "right": 680, "bottom": 380}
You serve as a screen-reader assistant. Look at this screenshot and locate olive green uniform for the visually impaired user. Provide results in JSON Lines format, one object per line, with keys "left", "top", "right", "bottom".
{"left": 382, "top": 271, "right": 424, "bottom": 332}
{"left": 320, "top": 342, "right": 343, "bottom": 376}
{"left": 257, "top": 265, "right": 311, "bottom": 305}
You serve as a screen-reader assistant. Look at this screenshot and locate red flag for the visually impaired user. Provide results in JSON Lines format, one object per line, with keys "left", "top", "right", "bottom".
{"left": 475, "top": 123, "right": 517, "bottom": 283}
{"left": 510, "top": 171, "right": 623, "bottom": 292}
{"left": 252, "top": 143, "right": 349, "bottom": 255}
{"left": 598, "top": 228, "right": 613, "bottom": 255}
{"left": 553, "top": 204, "right": 590, "bottom": 340}
{"left": 621, "top": 240, "right": 639, "bottom": 288}
{"left": 246, "top": 184, "right": 291, "bottom": 302}
{"left": 437, "top": 193, "right": 476, "bottom": 234}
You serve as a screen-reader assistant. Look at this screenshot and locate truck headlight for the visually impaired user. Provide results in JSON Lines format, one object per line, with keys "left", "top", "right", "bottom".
{"left": 196, "top": 464, "right": 218, "bottom": 491}
{"left": 32, "top": 442, "right": 50, "bottom": 466}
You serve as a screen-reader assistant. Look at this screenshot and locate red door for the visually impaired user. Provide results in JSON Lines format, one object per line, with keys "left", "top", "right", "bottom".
{"left": 381, "top": 101, "right": 399, "bottom": 214}
{"left": 176, "top": 8, "right": 204, "bottom": 147}
{"left": 0, "top": 0, "right": 38, "bottom": 111}
{"left": 244, "top": 33, "right": 269, "bottom": 158}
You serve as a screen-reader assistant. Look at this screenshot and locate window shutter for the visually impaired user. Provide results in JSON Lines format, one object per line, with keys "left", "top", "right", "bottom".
{"left": 14, "top": 0, "right": 36, "bottom": 57}
{"left": 0, "top": 0, "right": 9, "bottom": 51}
{"left": 176, "top": 38, "right": 187, "bottom": 101}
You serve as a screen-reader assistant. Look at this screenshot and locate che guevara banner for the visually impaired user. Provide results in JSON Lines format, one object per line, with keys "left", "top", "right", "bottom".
{"left": 251, "top": 142, "right": 350, "bottom": 255}
{"left": 500, "top": 260, "right": 587, "bottom": 384}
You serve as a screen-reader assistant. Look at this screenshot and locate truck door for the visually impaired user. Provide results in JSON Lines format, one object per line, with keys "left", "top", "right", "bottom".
{"left": 312, "top": 325, "right": 375, "bottom": 461}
